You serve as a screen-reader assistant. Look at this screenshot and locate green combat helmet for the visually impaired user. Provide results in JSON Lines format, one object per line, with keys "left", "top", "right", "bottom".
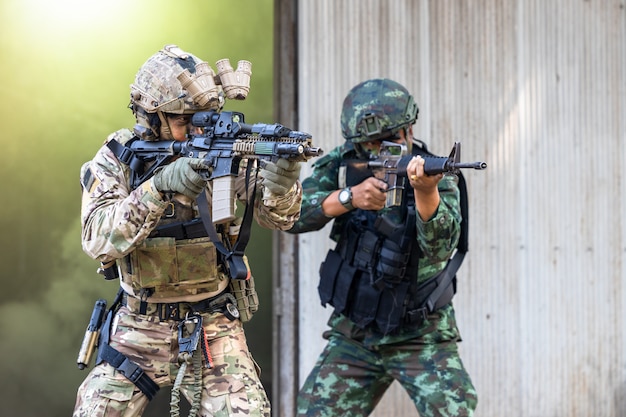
{"left": 340, "top": 78, "right": 419, "bottom": 144}
{"left": 130, "top": 44, "right": 252, "bottom": 140}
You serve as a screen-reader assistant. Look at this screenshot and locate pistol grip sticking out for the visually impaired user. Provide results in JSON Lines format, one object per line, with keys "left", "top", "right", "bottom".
{"left": 77, "top": 299, "right": 107, "bottom": 370}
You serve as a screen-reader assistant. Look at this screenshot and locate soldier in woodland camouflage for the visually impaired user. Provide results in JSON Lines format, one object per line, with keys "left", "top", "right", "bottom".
{"left": 73, "top": 45, "right": 302, "bottom": 417}
{"left": 288, "top": 78, "right": 477, "bottom": 417}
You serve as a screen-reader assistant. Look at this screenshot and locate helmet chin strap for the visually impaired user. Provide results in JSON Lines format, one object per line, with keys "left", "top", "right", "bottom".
{"left": 131, "top": 106, "right": 162, "bottom": 140}
{"left": 403, "top": 126, "right": 413, "bottom": 153}
{"left": 156, "top": 111, "right": 175, "bottom": 140}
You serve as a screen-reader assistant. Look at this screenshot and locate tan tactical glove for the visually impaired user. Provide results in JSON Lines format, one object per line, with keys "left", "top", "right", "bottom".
{"left": 260, "top": 158, "right": 301, "bottom": 195}
{"left": 152, "top": 157, "right": 208, "bottom": 199}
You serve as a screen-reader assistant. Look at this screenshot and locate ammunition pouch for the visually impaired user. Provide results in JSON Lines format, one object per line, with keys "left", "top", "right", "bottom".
{"left": 374, "top": 239, "right": 409, "bottom": 288}
{"left": 352, "top": 230, "right": 379, "bottom": 271}
{"left": 228, "top": 273, "right": 259, "bottom": 323}
{"left": 318, "top": 248, "right": 357, "bottom": 313}
{"left": 120, "top": 236, "right": 227, "bottom": 299}
{"left": 320, "top": 243, "right": 456, "bottom": 333}
{"left": 318, "top": 194, "right": 436, "bottom": 333}
{"left": 319, "top": 246, "right": 412, "bottom": 333}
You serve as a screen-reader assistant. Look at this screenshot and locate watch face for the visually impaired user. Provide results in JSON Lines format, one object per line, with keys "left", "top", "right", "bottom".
{"left": 339, "top": 189, "right": 350, "bottom": 204}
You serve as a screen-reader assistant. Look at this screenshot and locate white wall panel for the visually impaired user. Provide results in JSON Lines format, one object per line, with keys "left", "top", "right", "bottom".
{"left": 291, "top": 1, "right": 626, "bottom": 416}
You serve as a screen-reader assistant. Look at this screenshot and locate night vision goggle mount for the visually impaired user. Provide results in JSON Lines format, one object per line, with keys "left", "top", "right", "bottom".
{"left": 177, "top": 57, "right": 252, "bottom": 106}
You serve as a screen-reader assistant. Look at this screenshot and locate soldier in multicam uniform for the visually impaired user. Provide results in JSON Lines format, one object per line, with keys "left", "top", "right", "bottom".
{"left": 73, "top": 45, "right": 302, "bottom": 417}
{"left": 288, "top": 78, "right": 477, "bottom": 417}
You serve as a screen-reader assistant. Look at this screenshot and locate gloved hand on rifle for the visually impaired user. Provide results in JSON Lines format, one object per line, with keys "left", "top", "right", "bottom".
{"left": 152, "top": 157, "right": 209, "bottom": 199}
{"left": 260, "top": 158, "right": 301, "bottom": 195}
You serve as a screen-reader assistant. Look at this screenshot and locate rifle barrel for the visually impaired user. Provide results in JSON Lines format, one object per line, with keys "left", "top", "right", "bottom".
{"left": 453, "top": 161, "right": 487, "bottom": 170}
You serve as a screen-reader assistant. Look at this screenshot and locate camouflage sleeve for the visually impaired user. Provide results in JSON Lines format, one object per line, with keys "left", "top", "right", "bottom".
{"left": 287, "top": 146, "right": 345, "bottom": 234}
{"left": 415, "top": 174, "right": 462, "bottom": 266}
{"left": 80, "top": 129, "right": 169, "bottom": 262}
{"left": 234, "top": 159, "right": 303, "bottom": 231}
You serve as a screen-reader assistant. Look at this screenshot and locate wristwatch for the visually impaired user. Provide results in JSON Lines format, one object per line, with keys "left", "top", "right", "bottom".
{"left": 338, "top": 187, "right": 354, "bottom": 211}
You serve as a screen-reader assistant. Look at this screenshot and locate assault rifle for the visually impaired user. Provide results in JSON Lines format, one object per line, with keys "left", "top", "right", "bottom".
{"left": 110, "top": 110, "right": 323, "bottom": 223}
{"left": 345, "top": 141, "right": 486, "bottom": 207}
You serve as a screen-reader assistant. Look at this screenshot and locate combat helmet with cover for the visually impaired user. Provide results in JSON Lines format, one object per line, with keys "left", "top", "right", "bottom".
{"left": 129, "top": 44, "right": 251, "bottom": 140}
{"left": 340, "top": 78, "right": 419, "bottom": 145}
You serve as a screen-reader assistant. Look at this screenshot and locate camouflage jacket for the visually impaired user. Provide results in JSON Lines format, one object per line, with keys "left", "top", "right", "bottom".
{"left": 80, "top": 128, "right": 302, "bottom": 265}
{"left": 288, "top": 139, "right": 463, "bottom": 342}
{"left": 289, "top": 139, "right": 461, "bottom": 284}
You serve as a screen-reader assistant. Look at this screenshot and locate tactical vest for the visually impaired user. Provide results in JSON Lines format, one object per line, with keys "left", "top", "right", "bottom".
{"left": 319, "top": 201, "right": 420, "bottom": 334}
{"left": 118, "top": 195, "right": 229, "bottom": 300}
{"left": 318, "top": 140, "right": 468, "bottom": 334}
{"left": 103, "top": 131, "right": 259, "bottom": 321}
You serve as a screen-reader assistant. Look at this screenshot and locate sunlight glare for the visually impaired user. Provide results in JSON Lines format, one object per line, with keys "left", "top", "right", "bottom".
{"left": 15, "top": 0, "right": 132, "bottom": 32}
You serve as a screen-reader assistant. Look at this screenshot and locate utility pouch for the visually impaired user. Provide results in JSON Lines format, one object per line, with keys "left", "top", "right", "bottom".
{"left": 348, "top": 273, "right": 382, "bottom": 328}
{"left": 318, "top": 249, "right": 357, "bottom": 314}
{"left": 375, "top": 280, "right": 411, "bottom": 333}
{"left": 373, "top": 239, "right": 409, "bottom": 288}
{"left": 97, "top": 260, "right": 119, "bottom": 280}
{"left": 318, "top": 249, "right": 342, "bottom": 305}
{"left": 122, "top": 237, "right": 224, "bottom": 298}
{"left": 352, "top": 230, "right": 380, "bottom": 271}
{"left": 228, "top": 256, "right": 259, "bottom": 322}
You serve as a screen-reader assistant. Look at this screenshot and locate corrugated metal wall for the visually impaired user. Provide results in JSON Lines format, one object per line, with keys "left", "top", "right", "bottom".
{"left": 288, "top": 1, "right": 626, "bottom": 416}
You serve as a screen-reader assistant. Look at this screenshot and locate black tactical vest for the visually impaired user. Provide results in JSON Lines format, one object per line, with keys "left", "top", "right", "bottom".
{"left": 318, "top": 140, "right": 468, "bottom": 334}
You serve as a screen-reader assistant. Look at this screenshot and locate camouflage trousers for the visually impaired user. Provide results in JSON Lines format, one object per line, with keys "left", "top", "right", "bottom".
{"left": 73, "top": 306, "right": 270, "bottom": 417}
{"left": 296, "top": 328, "right": 477, "bottom": 417}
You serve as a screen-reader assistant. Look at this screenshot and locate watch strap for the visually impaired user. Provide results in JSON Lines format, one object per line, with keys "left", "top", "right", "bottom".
{"left": 339, "top": 187, "right": 354, "bottom": 211}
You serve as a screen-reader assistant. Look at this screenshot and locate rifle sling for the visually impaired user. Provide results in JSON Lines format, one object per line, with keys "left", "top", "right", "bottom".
{"left": 419, "top": 170, "right": 469, "bottom": 312}
{"left": 195, "top": 164, "right": 257, "bottom": 280}
{"left": 107, "top": 138, "right": 145, "bottom": 179}
{"left": 424, "top": 251, "right": 464, "bottom": 312}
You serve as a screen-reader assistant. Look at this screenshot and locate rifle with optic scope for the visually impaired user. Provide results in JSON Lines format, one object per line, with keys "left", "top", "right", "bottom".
{"left": 109, "top": 110, "right": 323, "bottom": 223}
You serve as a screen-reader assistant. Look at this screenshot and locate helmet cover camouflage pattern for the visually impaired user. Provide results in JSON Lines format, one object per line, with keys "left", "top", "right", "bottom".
{"left": 130, "top": 45, "right": 224, "bottom": 139}
{"left": 340, "top": 78, "right": 419, "bottom": 143}
{"left": 130, "top": 44, "right": 222, "bottom": 115}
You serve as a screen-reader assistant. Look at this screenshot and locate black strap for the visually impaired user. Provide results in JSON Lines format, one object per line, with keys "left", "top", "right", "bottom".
{"left": 196, "top": 163, "right": 258, "bottom": 280}
{"left": 423, "top": 251, "right": 463, "bottom": 312}
{"left": 96, "top": 288, "right": 160, "bottom": 401}
{"left": 98, "top": 344, "right": 160, "bottom": 401}
{"left": 403, "top": 143, "right": 470, "bottom": 319}
{"left": 106, "top": 138, "right": 174, "bottom": 189}
{"left": 413, "top": 172, "right": 469, "bottom": 313}
{"left": 106, "top": 138, "right": 145, "bottom": 177}
{"left": 456, "top": 171, "right": 469, "bottom": 254}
